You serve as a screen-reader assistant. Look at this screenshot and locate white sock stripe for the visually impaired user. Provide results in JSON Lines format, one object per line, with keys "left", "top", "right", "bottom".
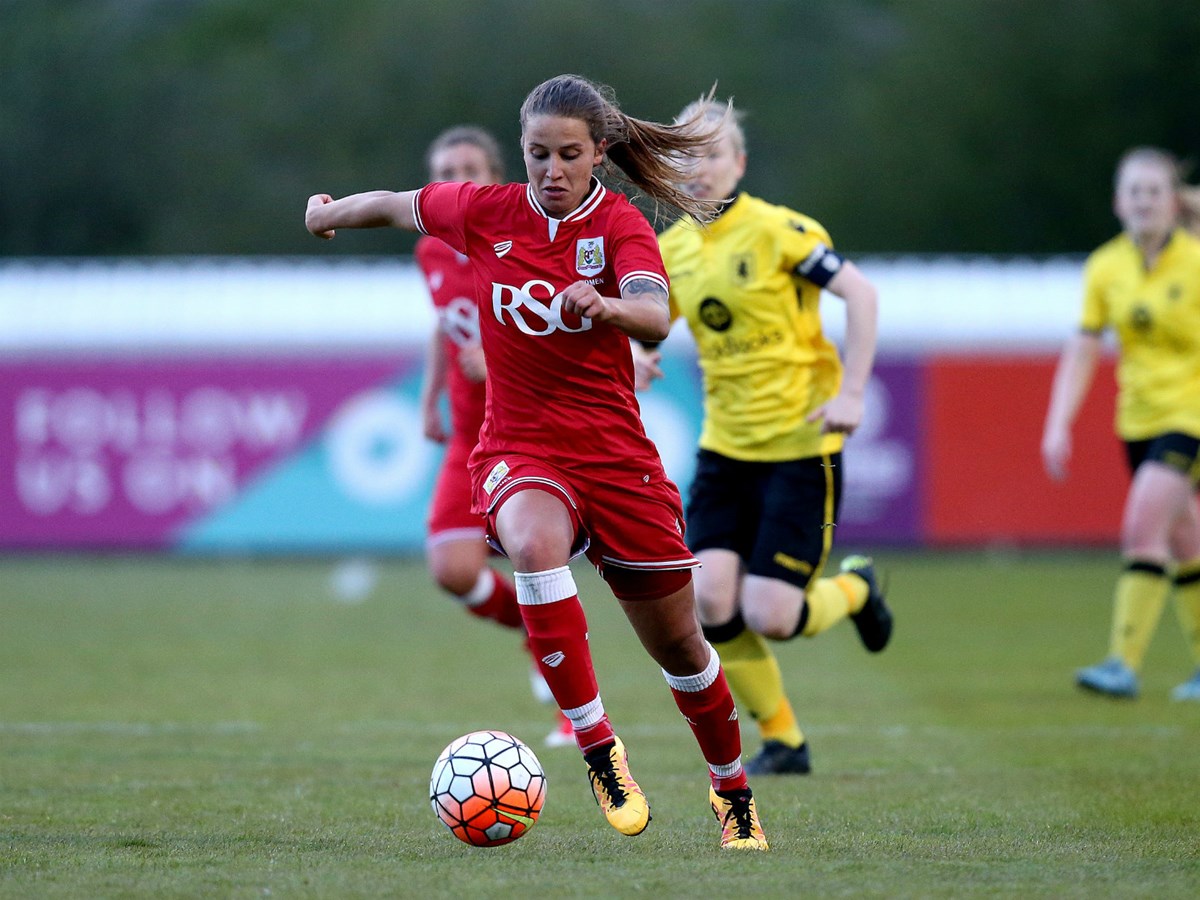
{"left": 460, "top": 568, "right": 496, "bottom": 607}
{"left": 514, "top": 566, "right": 576, "bottom": 605}
{"left": 562, "top": 695, "right": 605, "bottom": 729}
{"left": 709, "top": 757, "right": 743, "bottom": 778}
{"left": 661, "top": 643, "right": 720, "bottom": 692}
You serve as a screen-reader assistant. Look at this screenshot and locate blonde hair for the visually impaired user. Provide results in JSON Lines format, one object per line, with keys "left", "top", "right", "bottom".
{"left": 519, "top": 74, "right": 732, "bottom": 222}
{"left": 425, "top": 125, "right": 505, "bottom": 180}
{"left": 1115, "top": 146, "right": 1200, "bottom": 235}
{"left": 675, "top": 97, "right": 746, "bottom": 157}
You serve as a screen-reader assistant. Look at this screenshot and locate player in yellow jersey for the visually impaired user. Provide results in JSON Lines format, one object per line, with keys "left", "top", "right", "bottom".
{"left": 639, "top": 98, "right": 893, "bottom": 774}
{"left": 1043, "top": 147, "right": 1200, "bottom": 701}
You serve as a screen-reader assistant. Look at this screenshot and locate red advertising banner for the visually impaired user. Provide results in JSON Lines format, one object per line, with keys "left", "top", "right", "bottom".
{"left": 924, "top": 354, "right": 1126, "bottom": 545}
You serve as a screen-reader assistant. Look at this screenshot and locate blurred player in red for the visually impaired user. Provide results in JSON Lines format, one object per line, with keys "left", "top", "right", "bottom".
{"left": 307, "top": 74, "right": 767, "bottom": 850}
{"left": 416, "top": 125, "right": 572, "bottom": 748}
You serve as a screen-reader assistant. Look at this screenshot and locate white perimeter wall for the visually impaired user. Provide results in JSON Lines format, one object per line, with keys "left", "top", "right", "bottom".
{"left": 0, "top": 255, "right": 1092, "bottom": 354}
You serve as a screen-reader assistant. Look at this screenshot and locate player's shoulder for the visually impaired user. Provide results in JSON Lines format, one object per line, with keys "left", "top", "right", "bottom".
{"left": 1085, "top": 232, "right": 1132, "bottom": 276}
{"left": 745, "top": 194, "right": 832, "bottom": 245}
{"left": 1170, "top": 227, "right": 1200, "bottom": 259}
{"left": 658, "top": 214, "right": 697, "bottom": 248}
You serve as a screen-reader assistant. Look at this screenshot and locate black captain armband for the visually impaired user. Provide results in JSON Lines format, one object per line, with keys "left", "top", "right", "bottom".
{"left": 794, "top": 244, "right": 845, "bottom": 287}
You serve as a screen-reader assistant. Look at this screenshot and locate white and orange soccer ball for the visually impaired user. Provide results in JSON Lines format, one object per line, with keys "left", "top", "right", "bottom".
{"left": 429, "top": 730, "right": 547, "bottom": 847}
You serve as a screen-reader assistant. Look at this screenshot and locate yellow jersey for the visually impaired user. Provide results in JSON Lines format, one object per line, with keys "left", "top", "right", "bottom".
{"left": 1081, "top": 228, "right": 1200, "bottom": 440}
{"left": 659, "top": 193, "right": 845, "bottom": 461}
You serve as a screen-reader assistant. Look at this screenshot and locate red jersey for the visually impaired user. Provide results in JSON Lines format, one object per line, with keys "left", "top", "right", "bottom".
{"left": 414, "top": 235, "right": 486, "bottom": 444}
{"left": 413, "top": 179, "right": 670, "bottom": 474}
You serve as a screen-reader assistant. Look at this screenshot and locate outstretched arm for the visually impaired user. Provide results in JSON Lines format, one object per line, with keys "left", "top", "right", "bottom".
{"left": 305, "top": 190, "right": 420, "bottom": 239}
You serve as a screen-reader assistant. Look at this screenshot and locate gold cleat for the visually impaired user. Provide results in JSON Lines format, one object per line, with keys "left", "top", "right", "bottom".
{"left": 709, "top": 786, "right": 769, "bottom": 851}
{"left": 585, "top": 737, "right": 651, "bottom": 836}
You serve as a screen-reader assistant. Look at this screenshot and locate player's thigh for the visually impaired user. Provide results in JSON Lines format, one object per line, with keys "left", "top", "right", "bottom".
{"left": 1123, "top": 434, "right": 1200, "bottom": 554}
{"left": 684, "top": 449, "right": 765, "bottom": 560}
{"left": 747, "top": 453, "right": 841, "bottom": 588}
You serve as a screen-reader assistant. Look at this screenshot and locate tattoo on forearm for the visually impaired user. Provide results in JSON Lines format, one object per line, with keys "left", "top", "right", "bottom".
{"left": 625, "top": 278, "right": 668, "bottom": 309}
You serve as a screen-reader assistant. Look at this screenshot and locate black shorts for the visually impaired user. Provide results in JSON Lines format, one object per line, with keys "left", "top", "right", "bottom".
{"left": 685, "top": 448, "right": 842, "bottom": 589}
{"left": 1124, "top": 432, "right": 1200, "bottom": 485}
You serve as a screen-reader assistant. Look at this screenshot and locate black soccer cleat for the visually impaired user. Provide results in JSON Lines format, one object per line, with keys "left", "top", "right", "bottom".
{"left": 743, "top": 740, "right": 812, "bottom": 776}
{"left": 840, "top": 555, "right": 893, "bottom": 653}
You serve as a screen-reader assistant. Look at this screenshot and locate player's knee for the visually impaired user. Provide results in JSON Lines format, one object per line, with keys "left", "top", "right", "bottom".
{"left": 654, "top": 631, "right": 712, "bottom": 677}
{"left": 743, "top": 601, "right": 794, "bottom": 641}
{"left": 694, "top": 585, "right": 737, "bottom": 626}
{"left": 430, "top": 560, "right": 479, "bottom": 598}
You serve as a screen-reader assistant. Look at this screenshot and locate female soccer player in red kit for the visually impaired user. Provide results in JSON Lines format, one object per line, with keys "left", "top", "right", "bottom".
{"left": 306, "top": 74, "right": 767, "bottom": 850}
{"left": 415, "top": 125, "right": 572, "bottom": 748}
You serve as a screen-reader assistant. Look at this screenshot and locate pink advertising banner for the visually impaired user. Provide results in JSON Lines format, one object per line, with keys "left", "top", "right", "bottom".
{"left": 0, "top": 356, "right": 411, "bottom": 548}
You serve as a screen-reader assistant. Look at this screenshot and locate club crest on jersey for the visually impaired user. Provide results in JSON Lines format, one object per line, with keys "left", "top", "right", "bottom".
{"left": 575, "top": 237, "right": 605, "bottom": 276}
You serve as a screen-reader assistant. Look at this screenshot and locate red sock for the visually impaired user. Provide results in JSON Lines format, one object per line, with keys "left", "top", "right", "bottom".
{"left": 463, "top": 568, "right": 523, "bottom": 630}
{"left": 516, "top": 567, "right": 614, "bottom": 753}
{"left": 664, "top": 646, "right": 747, "bottom": 792}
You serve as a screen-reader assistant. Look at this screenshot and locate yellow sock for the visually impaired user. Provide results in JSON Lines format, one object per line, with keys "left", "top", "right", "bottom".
{"left": 1109, "top": 561, "right": 1170, "bottom": 671}
{"left": 714, "top": 628, "right": 804, "bottom": 747}
{"left": 800, "top": 574, "right": 865, "bottom": 637}
{"left": 1171, "top": 558, "right": 1200, "bottom": 665}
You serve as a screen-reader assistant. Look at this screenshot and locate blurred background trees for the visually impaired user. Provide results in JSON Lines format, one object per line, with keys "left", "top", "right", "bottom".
{"left": 3, "top": 0, "right": 1198, "bottom": 257}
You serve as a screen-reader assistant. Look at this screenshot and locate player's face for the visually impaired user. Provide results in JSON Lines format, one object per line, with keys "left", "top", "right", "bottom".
{"left": 430, "top": 143, "right": 500, "bottom": 186}
{"left": 1114, "top": 158, "right": 1179, "bottom": 242}
{"left": 682, "top": 129, "right": 746, "bottom": 202}
{"left": 522, "top": 115, "right": 606, "bottom": 216}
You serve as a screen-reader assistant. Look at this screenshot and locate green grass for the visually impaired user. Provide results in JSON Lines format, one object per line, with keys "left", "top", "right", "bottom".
{"left": 2, "top": 551, "right": 1199, "bottom": 898}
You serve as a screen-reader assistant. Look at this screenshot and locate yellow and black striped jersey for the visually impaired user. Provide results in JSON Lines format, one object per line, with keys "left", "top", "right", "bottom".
{"left": 659, "top": 193, "right": 845, "bottom": 461}
{"left": 1081, "top": 227, "right": 1200, "bottom": 440}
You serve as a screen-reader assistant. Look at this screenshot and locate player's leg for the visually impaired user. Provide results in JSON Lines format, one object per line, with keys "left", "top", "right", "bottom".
{"left": 688, "top": 451, "right": 809, "bottom": 774}
{"left": 742, "top": 452, "right": 891, "bottom": 649}
{"left": 489, "top": 477, "right": 643, "bottom": 835}
{"left": 1165, "top": 441, "right": 1200, "bottom": 700}
{"left": 428, "top": 447, "right": 572, "bottom": 742}
{"left": 1078, "top": 451, "right": 1187, "bottom": 697}
{"left": 591, "top": 472, "right": 766, "bottom": 849}
{"left": 427, "top": 533, "right": 521, "bottom": 627}
{"left": 614, "top": 572, "right": 766, "bottom": 850}
{"left": 427, "top": 446, "right": 522, "bottom": 628}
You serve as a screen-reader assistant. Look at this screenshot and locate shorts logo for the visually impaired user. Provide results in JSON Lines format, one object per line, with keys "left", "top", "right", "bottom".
{"left": 483, "top": 460, "right": 510, "bottom": 495}
{"left": 773, "top": 552, "right": 813, "bottom": 575}
{"left": 541, "top": 651, "right": 565, "bottom": 668}
{"left": 494, "top": 240, "right": 513, "bottom": 258}
{"left": 575, "top": 237, "right": 605, "bottom": 276}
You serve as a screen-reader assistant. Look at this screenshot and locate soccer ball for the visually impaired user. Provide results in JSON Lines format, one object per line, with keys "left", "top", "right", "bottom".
{"left": 429, "top": 730, "right": 547, "bottom": 846}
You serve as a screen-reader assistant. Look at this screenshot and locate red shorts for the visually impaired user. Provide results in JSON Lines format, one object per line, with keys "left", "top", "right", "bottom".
{"left": 471, "top": 453, "right": 699, "bottom": 576}
{"left": 427, "top": 439, "right": 486, "bottom": 546}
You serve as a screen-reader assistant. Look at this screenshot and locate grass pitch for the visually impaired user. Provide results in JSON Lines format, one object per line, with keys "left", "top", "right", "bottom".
{"left": 2, "top": 551, "right": 1198, "bottom": 898}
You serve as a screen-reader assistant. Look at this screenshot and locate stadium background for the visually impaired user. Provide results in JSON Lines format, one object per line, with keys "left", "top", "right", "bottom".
{"left": 6, "top": 0, "right": 1194, "bottom": 555}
